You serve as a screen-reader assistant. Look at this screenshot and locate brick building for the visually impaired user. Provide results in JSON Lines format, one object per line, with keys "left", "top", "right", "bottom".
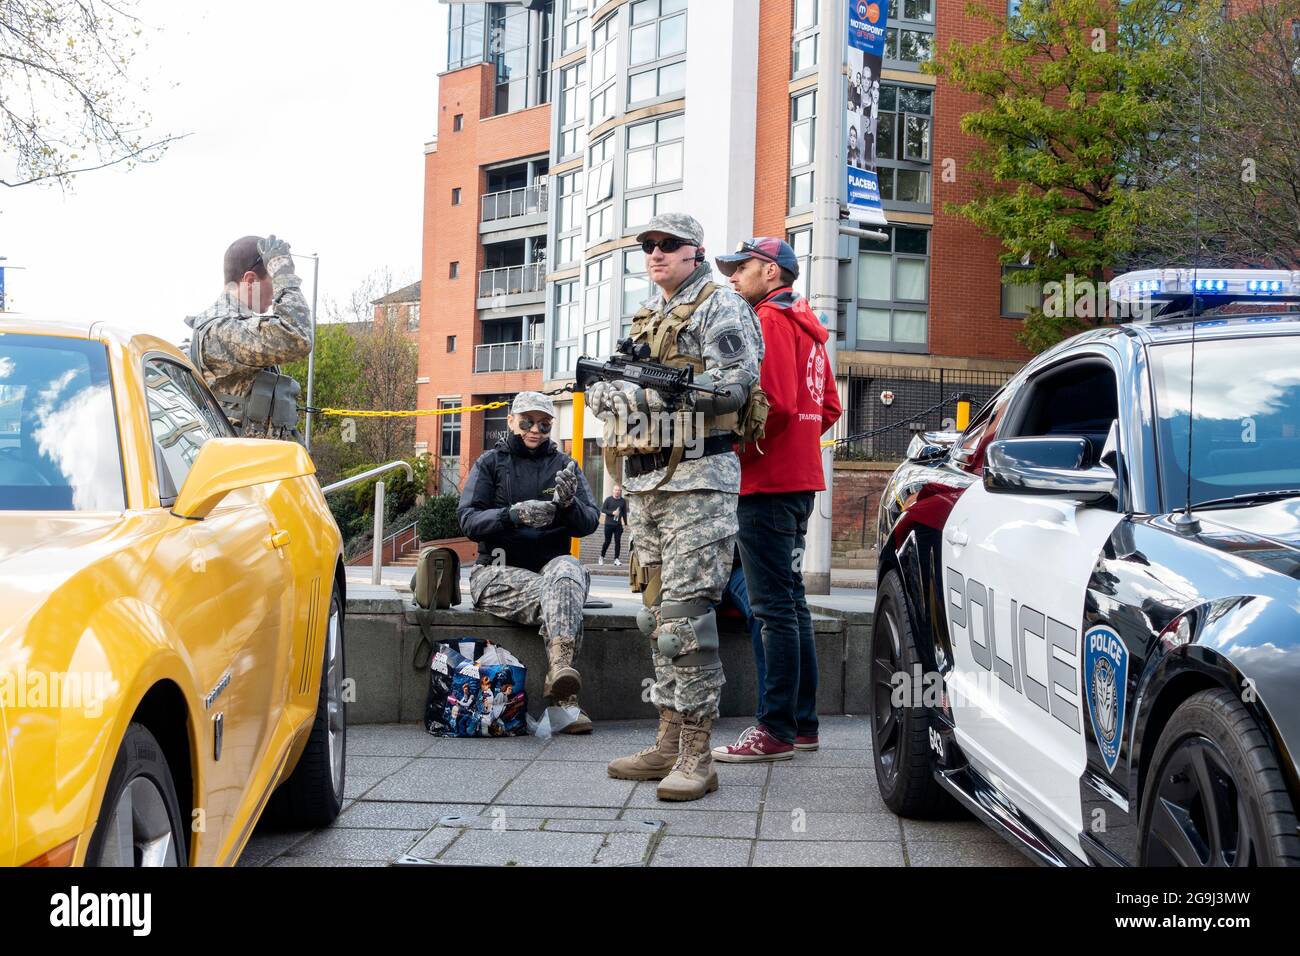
{"left": 371, "top": 280, "right": 423, "bottom": 343}
{"left": 416, "top": 0, "right": 1029, "bottom": 510}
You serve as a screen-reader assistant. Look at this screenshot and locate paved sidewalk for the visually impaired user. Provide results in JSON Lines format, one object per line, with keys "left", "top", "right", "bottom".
{"left": 239, "top": 716, "right": 1029, "bottom": 867}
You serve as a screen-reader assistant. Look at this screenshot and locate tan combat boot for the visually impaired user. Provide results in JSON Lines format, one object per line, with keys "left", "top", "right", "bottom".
{"left": 607, "top": 707, "right": 682, "bottom": 780}
{"left": 544, "top": 636, "right": 581, "bottom": 701}
{"left": 656, "top": 716, "right": 719, "bottom": 801}
{"left": 554, "top": 695, "right": 593, "bottom": 735}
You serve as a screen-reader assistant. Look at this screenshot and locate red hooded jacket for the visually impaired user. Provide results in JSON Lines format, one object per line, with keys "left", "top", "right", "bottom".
{"left": 740, "top": 287, "right": 842, "bottom": 495}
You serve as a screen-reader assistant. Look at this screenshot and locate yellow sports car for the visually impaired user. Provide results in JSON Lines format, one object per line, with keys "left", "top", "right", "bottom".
{"left": 0, "top": 317, "right": 347, "bottom": 867}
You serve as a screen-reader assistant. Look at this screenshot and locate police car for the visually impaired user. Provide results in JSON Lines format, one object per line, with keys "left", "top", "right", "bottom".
{"left": 871, "top": 268, "right": 1300, "bottom": 866}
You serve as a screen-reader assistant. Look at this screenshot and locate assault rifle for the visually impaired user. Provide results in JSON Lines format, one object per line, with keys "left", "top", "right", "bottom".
{"left": 574, "top": 338, "right": 726, "bottom": 408}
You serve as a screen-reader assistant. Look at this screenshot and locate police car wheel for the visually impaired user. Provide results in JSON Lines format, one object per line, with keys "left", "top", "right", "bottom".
{"left": 868, "top": 570, "right": 955, "bottom": 818}
{"left": 1139, "top": 688, "right": 1300, "bottom": 867}
{"left": 86, "top": 722, "right": 188, "bottom": 867}
{"left": 267, "top": 585, "right": 347, "bottom": 828}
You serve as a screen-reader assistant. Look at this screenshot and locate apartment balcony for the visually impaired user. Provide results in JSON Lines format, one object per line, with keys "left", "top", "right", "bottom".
{"left": 474, "top": 340, "right": 544, "bottom": 374}
{"left": 476, "top": 262, "right": 546, "bottom": 309}
{"left": 479, "top": 182, "right": 549, "bottom": 239}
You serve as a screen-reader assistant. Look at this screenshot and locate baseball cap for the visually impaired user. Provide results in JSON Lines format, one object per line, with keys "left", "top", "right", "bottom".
{"left": 715, "top": 238, "right": 800, "bottom": 278}
{"left": 510, "top": 391, "right": 555, "bottom": 417}
{"left": 635, "top": 213, "right": 704, "bottom": 247}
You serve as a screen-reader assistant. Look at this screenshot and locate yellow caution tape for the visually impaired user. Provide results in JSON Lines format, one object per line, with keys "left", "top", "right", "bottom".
{"left": 315, "top": 400, "right": 511, "bottom": 418}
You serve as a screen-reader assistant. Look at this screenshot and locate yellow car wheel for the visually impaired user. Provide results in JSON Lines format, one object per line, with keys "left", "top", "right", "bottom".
{"left": 268, "top": 585, "right": 346, "bottom": 827}
{"left": 85, "top": 722, "right": 188, "bottom": 867}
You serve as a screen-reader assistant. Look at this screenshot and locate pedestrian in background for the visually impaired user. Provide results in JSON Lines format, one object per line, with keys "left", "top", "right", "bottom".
{"left": 599, "top": 484, "right": 629, "bottom": 566}
{"left": 711, "top": 238, "right": 842, "bottom": 762}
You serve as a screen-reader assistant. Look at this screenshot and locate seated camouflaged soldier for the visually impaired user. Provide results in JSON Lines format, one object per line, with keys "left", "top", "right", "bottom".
{"left": 184, "top": 234, "right": 312, "bottom": 441}
{"left": 457, "top": 392, "right": 601, "bottom": 733}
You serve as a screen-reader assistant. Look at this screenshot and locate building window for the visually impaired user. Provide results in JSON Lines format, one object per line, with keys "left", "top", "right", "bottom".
{"left": 562, "top": 0, "right": 589, "bottom": 55}
{"left": 787, "top": 228, "right": 812, "bottom": 301}
{"left": 855, "top": 226, "right": 930, "bottom": 351}
{"left": 453, "top": 113, "right": 464, "bottom": 132}
{"left": 623, "top": 113, "right": 684, "bottom": 230}
{"left": 586, "top": 133, "right": 616, "bottom": 243}
{"left": 626, "top": 0, "right": 687, "bottom": 107}
{"left": 558, "top": 61, "right": 588, "bottom": 160}
{"left": 583, "top": 255, "right": 613, "bottom": 352}
{"left": 451, "top": 187, "right": 462, "bottom": 205}
{"left": 450, "top": 261, "right": 460, "bottom": 279}
{"left": 876, "top": 84, "right": 932, "bottom": 208}
{"left": 447, "top": 334, "right": 456, "bottom": 352}
{"left": 789, "top": 89, "right": 816, "bottom": 210}
{"left": 490, "top": 4, "right": 533, "bottom": 115}
{"left": 553, "top": 278, "right": 580, "bottom": 375}
{"left": 622, "top": 247, "right": 650, "bottom": 337}
{"left": 886, "top": 0, "right": 936, "bottom": 70}
{"left": 447, "top": 5, "right": 486, "bottom": 72}
{"left": 589, "top": 14, "right": 619, "bottom": 124}
{"left": 1000, "top": 265, "right": 1043, "bottom": 318}
{"left": 409, "top": 303, "right": 421, "bottom": 331}
{"left": 555, "top": 170, "right": 584, "bottom": 266}
{"left": 792, "top": 0, "right": 819, "bottom": 76}
{"left": 482, "top": 397, "right": 513, "bottom": 450}
{"left": 440, "top": 400, "right": 461, "bottom": 457}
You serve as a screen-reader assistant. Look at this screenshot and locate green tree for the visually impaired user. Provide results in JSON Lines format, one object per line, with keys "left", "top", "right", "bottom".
{"left": 930, "top": 0, "right": 1215, "bottom": 352}
{"left": 283, "top": 321, "right": 361, "bottom": 441}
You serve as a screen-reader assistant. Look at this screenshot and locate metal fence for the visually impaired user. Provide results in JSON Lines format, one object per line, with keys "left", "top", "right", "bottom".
{"left": 481, "top": 182, "right": 548, "bottom": 223}
{"left": 478, "top": 263, "right": 546, "bottom": 298}
{"left": 832, "top": 364, "right": 1015, "bottom": 461}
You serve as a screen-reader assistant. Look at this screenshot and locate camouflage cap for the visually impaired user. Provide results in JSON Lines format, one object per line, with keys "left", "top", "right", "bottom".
{"left": 636, "top": 213, "right": 704, "bottom": 247}
{"left": 510, "top": 391, "right": 555, "bottom": 417}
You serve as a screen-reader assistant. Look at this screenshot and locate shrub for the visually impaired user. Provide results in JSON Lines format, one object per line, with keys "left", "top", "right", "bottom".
{"left": 417, "top": 494, "right": 461, "bottom": 541}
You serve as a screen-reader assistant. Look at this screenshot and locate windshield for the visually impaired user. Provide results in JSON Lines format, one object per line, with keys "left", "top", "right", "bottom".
{"left": 1150, "top": 334, "right": 1300, "bottom": 509}
{"left": 0, "top": 333, "right": 125, "bottom": 511}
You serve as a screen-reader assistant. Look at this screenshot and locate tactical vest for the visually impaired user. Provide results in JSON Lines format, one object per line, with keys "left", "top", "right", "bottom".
{"left": 189, "top": 315, "right": 303, "bottom": 438}
{"left": 605, "top": 281, "right": 768, "bottom": 489}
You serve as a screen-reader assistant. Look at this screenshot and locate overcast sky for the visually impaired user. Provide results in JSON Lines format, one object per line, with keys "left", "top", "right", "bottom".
{"left": 2, "top": 0, "right": 451, "bottom": 343}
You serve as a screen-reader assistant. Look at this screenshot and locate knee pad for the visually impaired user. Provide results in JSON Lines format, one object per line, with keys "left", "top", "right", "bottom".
{"left": 656, "top": 602, "right": 721, "bottom": 667}
{"left": 636, "top": 606, "right": 658, "bottom": 638}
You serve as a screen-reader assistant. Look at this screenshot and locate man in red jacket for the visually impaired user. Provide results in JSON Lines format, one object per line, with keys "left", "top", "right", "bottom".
{"left": 710, "top": 238, "right": 842, "bottom": 761}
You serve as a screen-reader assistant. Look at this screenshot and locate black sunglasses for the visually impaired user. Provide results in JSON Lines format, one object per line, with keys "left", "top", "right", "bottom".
{"left": 641, "top": 237, "right": 692, "bottom": 255}
{"left": 517, "top": 416, "right": 552, "bottom": 434}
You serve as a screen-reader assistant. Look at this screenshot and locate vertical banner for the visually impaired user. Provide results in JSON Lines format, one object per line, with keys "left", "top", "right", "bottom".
{"left": 846, "top": 0, "right": 890, "bottom": 225}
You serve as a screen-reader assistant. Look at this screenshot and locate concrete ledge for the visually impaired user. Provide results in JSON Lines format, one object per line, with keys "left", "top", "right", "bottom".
{"left": 343, "top": 590, "right": 851, "bottom": 725}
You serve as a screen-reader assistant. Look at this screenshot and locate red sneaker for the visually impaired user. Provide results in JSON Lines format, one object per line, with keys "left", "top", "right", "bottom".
{"left": 712, "top": 726, "right": 794, "bottom": 763}
{"left": 793, "top": 735, "right": 820, "bottom": 751}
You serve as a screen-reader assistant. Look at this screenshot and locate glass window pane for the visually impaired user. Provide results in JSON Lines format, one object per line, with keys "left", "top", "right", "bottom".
{"left": 878, "top": 85, "right": 896, "bottom": 111}
{"left": 858, "top": 252, "right": 891, "bottom": 299}
{"left": 626, "top": 149, "right": 654, "bottom": 189}
{"left": 655, "top": 189, "right": 682, "bottom": 214}
{"left": 626, "top": 195, "right": 655, "bottom": 227}
{"left": 904, "top": 115, "right": 931, "bottom": 161}
{"left": 894, "top": 169, "right": 930, "bottom": 203}
{"left": 876, "top": 166, "right": 895, "bottom": 199}
{"left": 659, "top": 60, "right": 686, "bottom": 96}
{"left": 895, "top": 227, "right": 927, "bottom": 254}
{"left": 628, "top": 121, "right": 655, "bottom": 148}
{"left": 795, "top": 0, "right": 817, "bottom": 29}
{"left": 656, "top": 141, "right": 683, "bottom": 182}
{"left": 631, "top": 0, "right": 657, "bottom": 24}
{"left": 624, "top": 275, "right": 650, "bottom": 314}
{"left": 629, "top": 70, "right": 656, "bottom": 103}
{"left": 876, "top": 113, "right": 896, "bottom": 159}
{"left": 857, "top": 308, "right": 891, "bottom": 342}
{"left": 791, "top": 120, "right": 813, "bottom": 166}
{"left": 897, "top": 258, "right": 929, "bottom": 300}
{"left": 898, "top": 87, "right": 933, "bottom": 114}
{"left": 662, "top": 0, "right": 687, "bottom": 13}
{"left": 660, "top": 14, "right": 687, "bottom": 56}
{"left": 658, "top": 114, "right": 685, "bottom": 141}
{"left": 794, "top": 35, "right": 817, "bottom": 72}
{"left": 899, "top": 29, "right": 933, "bottom": 62}
{"left": 630, "top": 23, "right": 656, "bottom": 64}
{"left": 904, "top": 0, "right": 934, "bottom": 20}
{"left": 894, "top": 310, "right": 928, "bottom": 343}
{"left": 791, "top": 171, "right": 813, "bottom": 206}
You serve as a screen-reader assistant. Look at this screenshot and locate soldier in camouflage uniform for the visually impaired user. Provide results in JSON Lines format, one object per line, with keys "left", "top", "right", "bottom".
{"left": 458, "top": 392, "right": 601, "bottom": 733}
{"left": 184, "top": 234, "right": 312, "bottom": 441}
{"left": 591, "top": 213, "right": 764, "bottom": 801}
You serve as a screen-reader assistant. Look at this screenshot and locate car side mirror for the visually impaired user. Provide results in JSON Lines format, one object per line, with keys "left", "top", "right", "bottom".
{"left": 171, "top": 438, "right": 315, "bottom": 520}
{"left": 984, "top": 436, "right": 1117, "bottom": 504}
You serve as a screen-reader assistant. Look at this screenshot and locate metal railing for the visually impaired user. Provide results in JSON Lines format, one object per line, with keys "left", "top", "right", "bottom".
{"left": 833, "top": 364, "right": 1014, "bottom": 462}
{"left": 478, "top": 262, "right": 546, "bottom": 298}
{"left": 474, "top": 339, "right": 544, "bottom": 373}
{"left": 480, "top": 182, "right": 548, "bottom": 222}
{"left": 322, "top": 460, "right": 415, "bottom": 585}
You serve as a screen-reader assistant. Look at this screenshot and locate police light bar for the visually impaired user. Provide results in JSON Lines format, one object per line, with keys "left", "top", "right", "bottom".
{"left": 1110, "top": 268, "right": 1300, "bottom": 303}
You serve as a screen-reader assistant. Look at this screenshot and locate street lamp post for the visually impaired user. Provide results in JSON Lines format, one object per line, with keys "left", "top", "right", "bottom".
{"left": 293, "top": 253, "right": 321, "bottom": 452}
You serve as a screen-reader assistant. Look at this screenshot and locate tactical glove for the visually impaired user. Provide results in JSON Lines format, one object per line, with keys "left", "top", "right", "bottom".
{"left": 509, "top": 499, "right": 557, "bottom": 528}
{"left": 553, "top": 461, "right": 580, "bottom": 508}
{"left": 257, "top": 234, "right": 295, "bottom": 278}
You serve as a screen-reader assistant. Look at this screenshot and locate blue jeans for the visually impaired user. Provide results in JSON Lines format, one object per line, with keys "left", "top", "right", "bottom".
{"left": 736, "top": 492, "right": 819, "bottom": 743}
{"left": 722, "top": 562, "right": 765, "bottom": 710}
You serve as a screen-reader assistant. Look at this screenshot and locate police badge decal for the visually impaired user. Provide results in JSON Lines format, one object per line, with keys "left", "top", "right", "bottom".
{"left": 1084, "top": 625, "right": 1129, "bottom": 774}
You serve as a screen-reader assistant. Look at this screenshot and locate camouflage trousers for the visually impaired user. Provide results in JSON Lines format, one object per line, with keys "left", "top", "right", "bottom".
{"left": 628, "top": 489, "right": 738, "bottom": 720}
{"left": 469, "top": 556, "right": 590, "bottom": 659}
